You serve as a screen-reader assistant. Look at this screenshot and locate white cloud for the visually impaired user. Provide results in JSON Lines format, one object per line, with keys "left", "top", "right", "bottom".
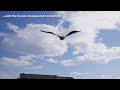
{"left": 56, "top": 11, "right": 120, "bottom": 64}
{"left": 57, "top": 11, "right": 120, "bottom": 30}
{"left": 46, "top": 58, "right": 59, "bottom": 64}
{"left": 61, "top": 60, "right": 76, "bottom": 67}
{"left": 1, "top": 55, "right": 36, "bottom": 67}
{"left": 0, "top": 32, "right": 7, "bottom": 37}
{"left": 69, "top": 72, "right": 89, "bottom": 79}
{"left": 24, "top": 66, "right": 43, "bottom": 69}
{"left": 95, "top": 74, "right": 113, "bottom": 79}
{"left": 7, "top": 23, "right": 21, "bottom": 33}
{"left": 76, "top": 43, "right": 120, "bottom": 63}
{"left": 1, "top": 23, "right": 67, "bottom": 57}
{"left": 18, "top": 55, "right": 37, "bottom": 61}
{"left": 69, "top": 72, "right": 120, "bottom": 79}
{"left": 94, "top": 74, "right": 120, "bottom": 79}
{"left": 70, "top": 72, "right": 84, "bottom": 75}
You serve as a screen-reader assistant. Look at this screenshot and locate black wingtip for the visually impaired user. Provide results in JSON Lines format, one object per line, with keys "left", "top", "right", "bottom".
{"left": 77, "top": 30, "right": 81, "bottom": 32}
{"left": 73, "top": 30, "right": 81, "bottom": 32}
{"left": 40, "top": 30, "right": 44, "bottom": 32}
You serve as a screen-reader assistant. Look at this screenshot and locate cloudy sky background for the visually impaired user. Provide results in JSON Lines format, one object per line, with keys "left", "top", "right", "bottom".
{"left": 1, "top": 11, "right": 120, "bottom": 79}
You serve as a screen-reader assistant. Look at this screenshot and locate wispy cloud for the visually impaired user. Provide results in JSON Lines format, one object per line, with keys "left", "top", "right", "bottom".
{"left": 1, "top": 55, "right": 36, "bottom": 67}
{"left": 69, "top": 71, "right": 120, "bottom": 79}
{"left": 24, "top": 66, "right": 43, "bottom": 69}
{"left": 1, "top": 57, "right": 32, "bottom": 67}
{"left": 61, "top": 60, "right": 76, "bottom": 67}
{"left": 46, "top": 58, "right": 59, "bottom": 64}
{"left": 7, "top": 23, "right": 20, "bottom": 33}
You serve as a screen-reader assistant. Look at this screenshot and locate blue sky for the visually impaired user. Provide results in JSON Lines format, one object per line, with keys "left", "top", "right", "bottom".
{"left": 1, "top": 11, "right": 120, "bottom": 79}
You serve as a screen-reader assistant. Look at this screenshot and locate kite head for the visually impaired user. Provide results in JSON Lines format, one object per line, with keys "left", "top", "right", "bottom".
{"left": 59, "top": 36, "right": 65, "bottom": 40}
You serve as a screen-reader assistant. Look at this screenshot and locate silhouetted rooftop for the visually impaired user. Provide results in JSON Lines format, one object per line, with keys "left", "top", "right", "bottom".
{"left": 18, "top": 73, "right": 74, "bottom": 79}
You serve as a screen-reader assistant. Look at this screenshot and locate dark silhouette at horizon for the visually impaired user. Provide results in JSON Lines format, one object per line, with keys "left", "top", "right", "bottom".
{"left": 40, "top": 30, "right": 81, "bottom": 40}
{"left": 17, "top": 73, "right": 74, "bottom": 79}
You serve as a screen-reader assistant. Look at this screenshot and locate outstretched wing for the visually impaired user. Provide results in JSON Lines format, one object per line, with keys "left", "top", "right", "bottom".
{"left": 40, "top": 30, "right": 64, "bottom": 40}
{"left": 40, "top": 30, "right": 58, "bottom": 36}
{"left": 65, "top": 30, "right": 81, "bottom": 37}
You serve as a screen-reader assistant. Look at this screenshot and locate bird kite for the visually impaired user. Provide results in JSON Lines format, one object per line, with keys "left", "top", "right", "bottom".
{"left": 40, "top": 30, "right": 81, "bottom": 40}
